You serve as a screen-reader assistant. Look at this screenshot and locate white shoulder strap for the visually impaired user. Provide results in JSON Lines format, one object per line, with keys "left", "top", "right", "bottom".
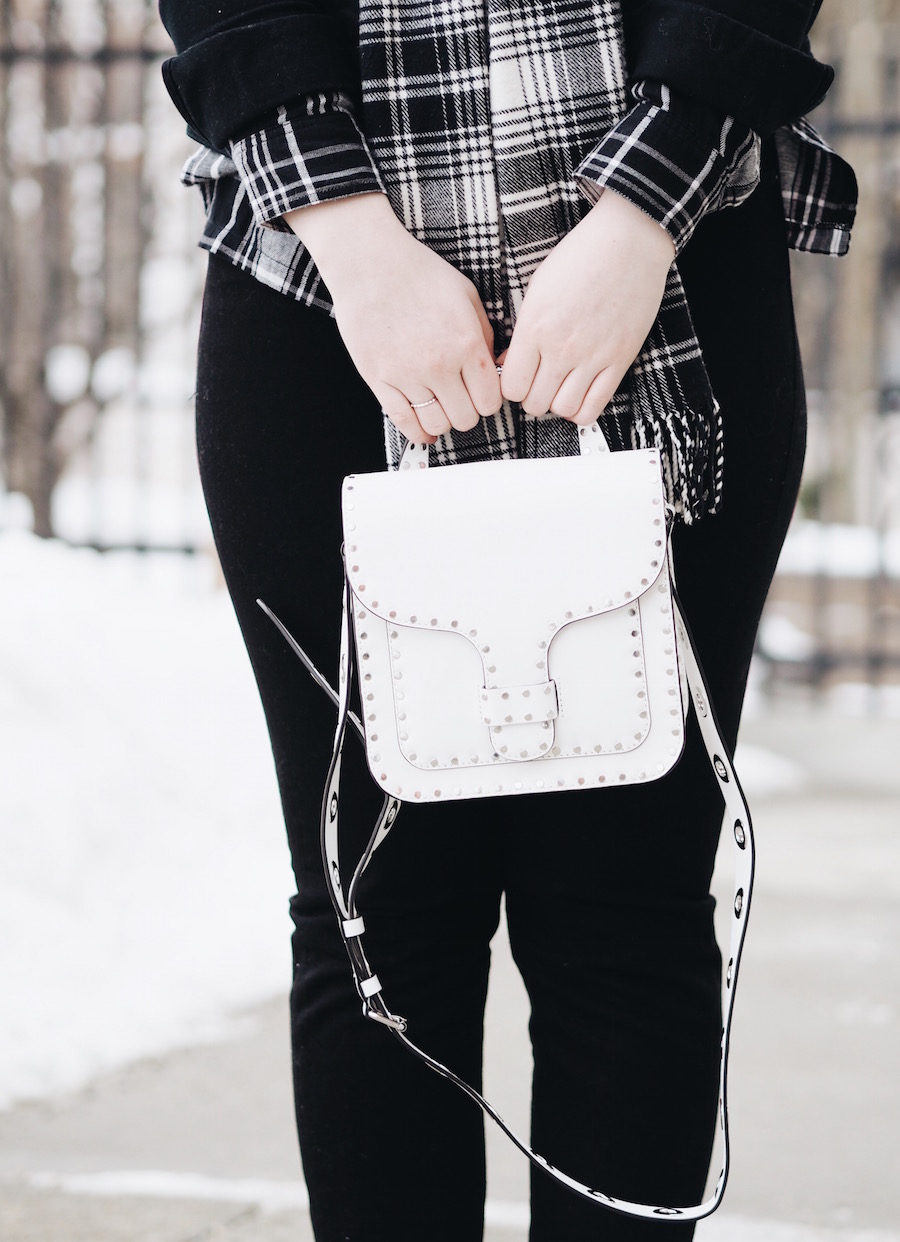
{"left": 259, "top": 566, "right": 754, "bottom": 1222}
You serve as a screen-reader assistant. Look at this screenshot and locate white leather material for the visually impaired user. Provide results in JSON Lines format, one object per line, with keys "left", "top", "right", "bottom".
{"left": 344, "top": 449, "right": 682, "bottom": 801}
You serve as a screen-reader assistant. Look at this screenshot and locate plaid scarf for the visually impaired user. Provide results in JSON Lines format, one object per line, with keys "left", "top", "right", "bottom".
{"left": 360, "top": 0, "right": 722, "bottom": 522}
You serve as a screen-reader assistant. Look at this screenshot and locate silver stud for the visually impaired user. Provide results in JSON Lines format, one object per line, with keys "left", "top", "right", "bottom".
{"left": 482, "top": 645, "right": 491, "bottom": 654}
{"left": 536, "top": 660, "right": 545, "bottom": 669}
{"left": 488, "top": 665, "right": 496, "bottom": 674}
{"left": 371, "top": 733, "right": 378, "bottom": 742}
{"left": 434, "top": 789, "right": 441, "bottom": 797}
{"left": 520, "top": 750, "right": 528, "bottom": 758}
{"left": 594, "top": 744, "right": 603, "bottom": 753}
{"left": 538, "top": 640, "right": 547, "bottom": 649}
{"left": 451, "top": 620, "right": 459, "bottom": 628}
{"left": 451, "top": 757, "right": 459, "bottom": 766}
{"left": 409, "top": 753, "right": 417, "bottom": 761}
{"left": 565, "top": 610, "right": 573, "bottom": 619}
{"left": 430, "top": 618, "right": 438, "bottom": 626}
{"left": 525, "top": 713, "right": 533, "bottom": 721}
{"left": 577, "top": 777, "right": 585, "bottom": 786}
{"left": 410, "top": 614, "right": 417, "bottom": 623}
{"left": 523, "top": 689, "right": 531, "bottom": 698}
{"left": 501, "top": 692, "right": 509, "bottom": 700}
{"left": 371, "top": 600, "right": 379, "bottom": 609}
{"left": 500, "top": 746, "right": 508, "bottom": 754}
{"left": 505, "top": 715, "right": 513, "bottom": 723}
{"left": 430, "top": 759, "right": 439, "bottom": 768}
{"left": 399, "top": 732, "right": 408, "bottom": 741}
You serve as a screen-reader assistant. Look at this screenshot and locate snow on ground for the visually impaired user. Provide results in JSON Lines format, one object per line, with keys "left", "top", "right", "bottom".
{"left": 0, "top": 529, "right": 292, "bottom": 1111}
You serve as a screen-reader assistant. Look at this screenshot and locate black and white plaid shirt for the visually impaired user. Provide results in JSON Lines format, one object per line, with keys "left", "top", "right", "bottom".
{"left": 180, "top": 4, "right": 855, "bottom": 522}
{"left": 183, "top": 82, "right": 854, "bottom": 309}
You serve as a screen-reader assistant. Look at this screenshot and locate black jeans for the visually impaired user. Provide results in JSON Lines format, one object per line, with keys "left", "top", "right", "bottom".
{"left": 195, "top": 144, "right": 804, "bottom": 1242}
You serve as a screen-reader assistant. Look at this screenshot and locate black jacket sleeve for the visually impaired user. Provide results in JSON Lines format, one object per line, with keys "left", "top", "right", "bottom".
{"left": 620, "top": 0, "right": 833, "bottom": 136}
{"left": 158, "top": 1, "right": 360, "bottom": 151}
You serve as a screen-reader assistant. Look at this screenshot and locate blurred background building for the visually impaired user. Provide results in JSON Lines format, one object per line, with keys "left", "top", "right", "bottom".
{"left": 0, "top": 0, "right": 898, "bottom": 701}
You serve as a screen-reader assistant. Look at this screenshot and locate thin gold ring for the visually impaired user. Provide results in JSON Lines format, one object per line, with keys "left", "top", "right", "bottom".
{"left": 409, "top": 396, "right": 439, "bottom": 410}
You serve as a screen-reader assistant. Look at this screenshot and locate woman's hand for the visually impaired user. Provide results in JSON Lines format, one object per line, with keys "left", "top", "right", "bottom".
{"left": 499, "top": 191, "right": 676, "bottom": 425}
{"left": 284, "top": 194, "right": 502, "bottom": 444}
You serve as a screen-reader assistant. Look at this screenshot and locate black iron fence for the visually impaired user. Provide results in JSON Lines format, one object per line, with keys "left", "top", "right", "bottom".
{"left": 0, "top": 0, "right": 205, "bottom": 550}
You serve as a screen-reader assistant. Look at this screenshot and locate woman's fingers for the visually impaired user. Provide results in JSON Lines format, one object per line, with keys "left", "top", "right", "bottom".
{"left": 571, "top": 368, "right": 623, "bottom": 424}
{"left": 499, "top": 339, "right": 540, "bottom": 407}
{"left": 374, "top": 383, "right": 438, "bottom": 445}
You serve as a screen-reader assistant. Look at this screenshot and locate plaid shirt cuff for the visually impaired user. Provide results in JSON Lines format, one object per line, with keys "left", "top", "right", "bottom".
{"left": 575, "top": 81, "right": 761, "bottom": 253}
{"left": 230, "top": 91, "right": 387, "bottom": 233}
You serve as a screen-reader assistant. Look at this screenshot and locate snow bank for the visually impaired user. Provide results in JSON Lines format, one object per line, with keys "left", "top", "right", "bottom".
{"left": 0, "top": 531, "right": 292, "bottom": 1111}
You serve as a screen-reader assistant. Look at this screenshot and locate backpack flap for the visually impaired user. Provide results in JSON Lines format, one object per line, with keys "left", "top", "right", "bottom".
{"left": 343, "top": 449, "right": 684, "bottom": 801}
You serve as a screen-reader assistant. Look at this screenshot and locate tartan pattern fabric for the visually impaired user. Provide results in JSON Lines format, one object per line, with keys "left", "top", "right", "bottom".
{"left": 357, "top": 0, "right": 725, "bottom": 519}
{"left": 575, "top": 81, "right": 761, "bottom": 253}
{"left": 776, "top": 115, "right": 855, "bottom": 256}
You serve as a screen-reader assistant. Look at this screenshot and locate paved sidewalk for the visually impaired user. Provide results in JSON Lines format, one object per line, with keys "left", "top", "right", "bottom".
{"left": 1, "top": 700, "right": 898, "bottom": 1241}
